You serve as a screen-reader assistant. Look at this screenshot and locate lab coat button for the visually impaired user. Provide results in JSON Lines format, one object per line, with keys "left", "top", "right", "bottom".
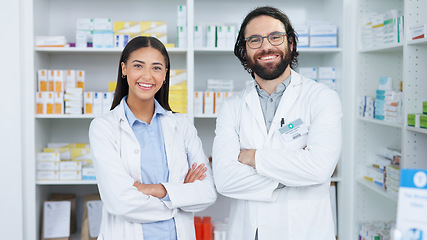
{"left": 135, "top": 149, "right": 139, "bottom": 154}
{"left": 270, "top": 98, "right": 273, "bottom": 102}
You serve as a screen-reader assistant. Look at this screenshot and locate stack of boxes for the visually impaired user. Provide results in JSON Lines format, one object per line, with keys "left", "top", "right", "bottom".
{"left": 194, "top": 79, "right": 234, "bottom": 116}
{"left": 360, "top": 10, "right": 404, "bottom": 49}
{"left": 36, "top": 143, "right": 96, "bottom": 181}
{"left": 114, "top": 21, "right": 168, "bottom": 47}
{"left": 169, "top": 70, "right": 187, "bottom": 113}
{"left": 359, "top": 221, "right": 394, "bottom": 240}
{"left": 295, "top": 25, "right": 309, "bottom": 48}
{"left": 194, "top": 24, "right": 237, "bottom": 49}
{"left": 177, "top": 5, "right": 187, "bottom": 48}
{"left": 93, "top": 18, "right": 114, "bottom": 48}
{"left": 407, "top": 101, "right": 427, "bottom": 129}
{"left": 298, "top": 67, "right": 337, "bottom": 90}
{"left": 309, "top": 24, "right": 338, "bottom": 48}
{"left": 76, "top": 18, "right": 94, "bottom": 48}
{"left": 362, "top": 147, "right": 401, "bottom": 198}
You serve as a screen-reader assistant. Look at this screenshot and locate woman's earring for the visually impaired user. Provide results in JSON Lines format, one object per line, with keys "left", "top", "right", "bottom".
{"left": 122, "top": 74, "right": 126, "bottom": 79}
{"left": 163, "top": 80, "right": 166, "bottom": 85}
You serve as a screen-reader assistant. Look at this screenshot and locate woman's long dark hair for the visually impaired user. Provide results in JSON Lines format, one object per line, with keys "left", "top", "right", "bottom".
{"left": 110, "top": 36, "right": 172, "bottom": 111}
{"left": 234, "top": 6, "right": 299, "bottom": 78}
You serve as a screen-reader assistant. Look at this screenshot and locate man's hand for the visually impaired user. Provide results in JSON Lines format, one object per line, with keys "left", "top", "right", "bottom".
{"left": 238, "top": 149, "right": 256, "bottom": 168}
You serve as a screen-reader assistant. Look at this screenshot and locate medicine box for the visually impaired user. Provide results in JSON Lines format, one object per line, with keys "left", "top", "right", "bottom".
{"left": 60, "top": 170, "right": 82, "bottom": 180}
{"left": 38, "top": 69, "right": 48, "bottom": 92}
{"left": 410, "top": 23, "right": 426, "bottom": 40}
{"left": 37, "top": 152, "right": 61, "bottom": 162}
{"left": 37, "top": 171, "right": 59, "bottom": 180}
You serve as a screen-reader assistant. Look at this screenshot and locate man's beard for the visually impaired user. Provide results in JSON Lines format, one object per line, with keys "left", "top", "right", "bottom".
{"left": 249, "top": 46, "right": 291, "bottom": 80}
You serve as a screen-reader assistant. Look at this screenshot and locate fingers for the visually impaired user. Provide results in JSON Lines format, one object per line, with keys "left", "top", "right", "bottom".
{"left": 184, "top": 163, "right": 207, "bottom": 183}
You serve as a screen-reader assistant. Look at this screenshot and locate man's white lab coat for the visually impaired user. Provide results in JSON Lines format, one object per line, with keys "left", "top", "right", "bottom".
{"left": 213, "top": 69, "right": 342, "bottom": 240}
{"left": 89, "top": 98, "right": 217, "bottom": 240}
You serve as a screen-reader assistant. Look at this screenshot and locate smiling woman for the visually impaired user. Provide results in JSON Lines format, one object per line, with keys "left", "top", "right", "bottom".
{"left": 88, "top": 36, "right": 217, "bottom": 240}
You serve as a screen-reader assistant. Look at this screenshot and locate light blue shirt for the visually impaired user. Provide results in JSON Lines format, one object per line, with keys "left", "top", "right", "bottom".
{"left": 255, "top": 75, "right": 291, "bottom": 132}
{"left": 124, "top": 97, "right": 177, "bottom": 240}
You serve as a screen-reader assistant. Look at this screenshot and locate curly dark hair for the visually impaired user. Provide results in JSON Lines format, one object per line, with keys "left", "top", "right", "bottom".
{"left": 234, "top": 6, "right": 299, "bottom": 78}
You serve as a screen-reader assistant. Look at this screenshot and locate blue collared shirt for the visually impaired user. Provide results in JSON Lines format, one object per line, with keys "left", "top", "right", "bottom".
{"left": 123, "top": 97, "right": 177, "bottom": 240}
{"left": 255, "top": 75, "right": 291, "bottom": 132}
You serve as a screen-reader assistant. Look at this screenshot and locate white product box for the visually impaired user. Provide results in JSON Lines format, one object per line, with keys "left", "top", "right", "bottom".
{"left": 295, "top": 25, "right": 309, "bottom": 48}
{"left": 194, "top": 91, "right": 204, "bottom": 115}
{"left": 84, "top": 92, "right": 94, "bottom": 114}
{"left": 60, "top": 161, "right": 82, "bottom": 171}
{"left": 37, "top": 152, "right": 60, "bottom": 161}
{"left": 37, "top": 161, "right": 60, "bottom": 171}
{"left": 65, "top": 70, "right": 76, "bottom": 90}
{"left": 299, "top": 67, "right": 317, "bottom": 80}
{"left": 102, "top": 92, "right": 113, "bottom": 114}
{"left": 224, "top": 91, "right": 233, "bottom": 100}
{"left": 204, "top": 91, "right": 214, "bottom": 114}
{"left": 48, "top": 70, "right": 55, "bottom": 92}
{"left": 93, "top": 31, "right": 114, "bottom": 48}
{"left": 214, "top": 92, "right": 225, "bottom": 114}
{"left": 93, "top": 92, "right": 103, "bottom": 115}
{"left": 309, "top": 36, "right": 337, "bottom": 48}
{"left": 177, "top": 5, "right": 187, "bottom": 27}
{"left": 309, "top": 25, "right": 337, "bottom": 36}
{"left": 114, "top": 34, "right": 130, "bottom": 49}
{"left": 38, "top": 69, "right": 48, "bottom": 92}
{"left": 65, "top": 108, "right": 82, "bottom": 115}
{"left": 54, "top": 70, "right": 64, "bottom": 93}
{"left": 319, "top": 79, "right": 336, "bottom": 90}
{"left": 76, "top": 30, "right": 89, "bottom": 48}
{"left": 206, "top": 25, "right": 216, "bottom": 48}
{"left": 93, "top": 18, "right": 112, "bottom": 31}
{"left": 410, "top": 23, "right": 426, "bottom": 40}
{"left": 194, "top": 25, "right": 204, "bottom": 48}
{"left": 45, "top": 92, "right": 54, "bottom": 114}
{"left": 216, "top": 25, "right": 227, "bottom": 48}
{"left": 53, "top": 92, "right": 64, "bottom": 114}
{"left": 35, "top": 36, "right": 67, "bottom": 47}
{"left": 226, "top": 25, "right": 236, "bottom": 49}
{"left": 37, "top": 170, "right": 60, "bottom": 180}
{"left": 60, "top": 170, "right": 82, "bottom": 180}
{"left": 76, "top": 18, "right": 94, "bottom": 31}
{"left": 65, "top": 101, "right": 83, "bottom": 109}
{"left": 318, "top": 67, "right": 336, "bottom": 79}
{"left": 82, "top": 166, "right": 96, "bottom": 180}
{"left": 177, "top": 25, "right": 187, "bottom": 48}
{"left": 76, "top": 70, "right": 85, "bottom": 90}
{"left": 36, "top": 92, "right": 44, "bottom": 114}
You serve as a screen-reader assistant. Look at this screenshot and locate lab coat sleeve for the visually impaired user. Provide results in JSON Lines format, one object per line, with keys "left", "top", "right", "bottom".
{"left": 89, "top": 117, "right": 177, "bottom": 223}
{"left": 255, "top": 89, "right": 343, "bottom": 186}
{"left": 212, "top": 99, "right": 280, "bottom": 201}
{"left": 162, "top": 116, "right": 217, "bottom": 212}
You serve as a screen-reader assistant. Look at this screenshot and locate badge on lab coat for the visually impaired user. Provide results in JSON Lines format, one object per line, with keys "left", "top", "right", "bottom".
{"left": 279, "top": 118, "right": 308, "bottom": 142}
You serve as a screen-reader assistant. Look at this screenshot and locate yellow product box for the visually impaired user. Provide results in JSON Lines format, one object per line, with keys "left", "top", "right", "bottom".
{"left": 43, "top": 147, "right": 71, "bottom": 160}
{"left": 108, "top": 81, "right": 117, "bottom": 92}
{"left": 76, "top": 70, "right": 85, "bottom": 90}
{"left": 170, "top": 70, "right": 187, "bottom": 85}
{"left": 114, "top": 21, "right": 167, "bottom": 34}
{"left": 47, "top": 70, "right": 55, "bottom": 91}
{"left": 71, "top": 147, "right": 92, "bottom": 166}
{"left": 37, "top": 152, "right": 60, "bottom": 162}
{"left": 36, "top": 92, "right": 44, "bottom": 114}
{"left": 84, "top": 92, "right": 94, "bottom": 114}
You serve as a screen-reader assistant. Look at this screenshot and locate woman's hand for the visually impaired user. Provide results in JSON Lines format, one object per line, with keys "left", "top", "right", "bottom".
{"left": 133, "top": 182, "right": 167, "bottom": 199}
{"left": 184, "top": 163, "right": 207, "bottom": 183}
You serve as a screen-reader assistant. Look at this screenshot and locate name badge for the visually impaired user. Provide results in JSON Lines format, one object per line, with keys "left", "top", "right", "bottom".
{"left": 279, "top": 118, "right": 308, "bottom": 142}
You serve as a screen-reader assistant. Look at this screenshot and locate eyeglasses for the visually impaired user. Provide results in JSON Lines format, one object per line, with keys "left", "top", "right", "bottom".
{"left": 245, "top": 32, "right": 287, "bottom": 49}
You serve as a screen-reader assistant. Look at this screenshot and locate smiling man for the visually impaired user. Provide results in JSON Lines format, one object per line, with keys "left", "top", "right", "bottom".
{"left": 212, "top": 6, "right": 343, "bottom": 240}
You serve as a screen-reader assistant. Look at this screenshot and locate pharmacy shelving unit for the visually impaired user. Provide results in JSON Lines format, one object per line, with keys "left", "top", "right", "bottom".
{"left": 22, "top": 0, "right": 354, "bottom": 239}
{"left": 352, "top": 0, "right": 427, "bottom": 238}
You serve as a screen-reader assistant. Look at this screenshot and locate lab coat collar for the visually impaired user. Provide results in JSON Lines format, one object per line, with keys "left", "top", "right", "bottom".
{"left": 242, "top": 69, "right": 303, "bottom": 137}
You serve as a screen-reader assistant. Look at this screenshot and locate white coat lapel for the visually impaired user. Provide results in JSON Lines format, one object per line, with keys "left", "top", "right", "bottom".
{"left": 160, "top": 113, "right": 176, "bottom": 176}
{"left": 244, "top": 83, "right": 268, "bottom": 136}
{"left": 268, "top": 70, "right": 303, "bottom": 138}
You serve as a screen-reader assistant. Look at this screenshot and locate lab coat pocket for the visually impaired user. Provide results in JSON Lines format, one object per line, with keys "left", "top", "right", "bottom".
{"left": 282, "top": 133, "right": 308, "bottom": 150}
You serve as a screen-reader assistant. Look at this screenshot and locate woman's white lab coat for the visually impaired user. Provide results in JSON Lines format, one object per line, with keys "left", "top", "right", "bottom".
{"left": 213, "top": 69, "right": 342, "bottom": 240}
{"left": 89, "top": 98, "right": 217, "bottom": 240}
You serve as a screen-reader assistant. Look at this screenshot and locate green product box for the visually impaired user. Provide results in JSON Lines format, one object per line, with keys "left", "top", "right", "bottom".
{"left": 423, "top": 101, "right": 427, "bottom": 114}
{"left": 408, "top": 114, "right": 415, "bottom": 126}
{"left": 420, "top": 115, "right": 427, "bottom": 129}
